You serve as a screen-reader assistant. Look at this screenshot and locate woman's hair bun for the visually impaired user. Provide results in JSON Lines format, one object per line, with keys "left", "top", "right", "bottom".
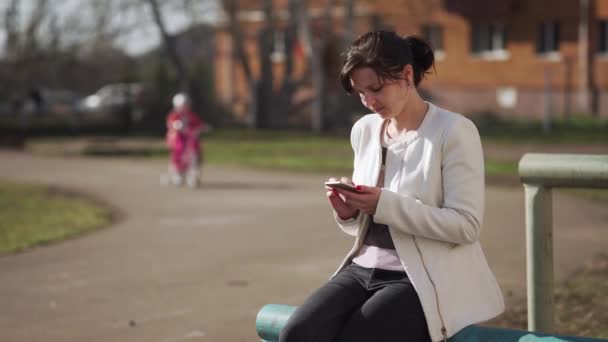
{"left": 404, "top": 36, "right": 434, "bottom": 85}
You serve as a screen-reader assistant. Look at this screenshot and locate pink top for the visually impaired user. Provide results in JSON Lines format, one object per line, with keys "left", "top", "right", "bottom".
{"left": 352, "top": 245, "right": 403, "bottom": 271}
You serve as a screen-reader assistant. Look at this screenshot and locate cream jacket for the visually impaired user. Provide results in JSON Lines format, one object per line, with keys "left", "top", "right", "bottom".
{"left": 333, "top": 103, "right": 504, "bottom": 341}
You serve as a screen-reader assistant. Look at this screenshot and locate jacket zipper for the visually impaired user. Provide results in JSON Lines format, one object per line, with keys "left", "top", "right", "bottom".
{"left": 382, "top": 122, "right": 447, "bottom": 341}
{"left": 374, "top": 144, "right": 383, "bottom": 188}
{"left": 413, "top": 236, "right": 448, "bottom": 342}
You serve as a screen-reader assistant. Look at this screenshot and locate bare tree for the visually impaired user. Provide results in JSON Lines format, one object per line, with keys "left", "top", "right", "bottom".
{"left": 297, "top": 0, "right": 361, "bottom": 132}
{"left": 179, "top": 0, "right": 222, "bottom": 27}
{"left": 303, "top": 0, "right": 338, "bottom": 132}
{"left": 90, "top": 1, "right": 137, "bottom": 50}
{"left": 223, "top": 0, "right": 337, "bottom": 129}
{"left": 343, "top": 0, "right": 356, "bottom": 45}
{"left": 22, "top": 0, "right": 49, "bottom": 54}
{"left": 222, "top": 0, "right": 279, "bottom": 128}
{"left": 223, "top": 0, "right": 253, "bottom": 85}
{"left": 146, "top": 0, "right": 190, "bottom": 91}
{"left": 3, "top": 0, "right": 21, "bottom": 59}
{"left": 143, "top": 0, "right": 222, "bottom": 123}
{"left": 1, "top": 0, "right": 140, "bottom": 59}
{"left": 1, "top": 0, "right": 49, "bottom": 58}
{"left": 0, "top": 1, "right": 140, "bottom": 97}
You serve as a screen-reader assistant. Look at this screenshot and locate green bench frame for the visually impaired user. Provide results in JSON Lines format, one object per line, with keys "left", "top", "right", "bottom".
{"left": 256, "top": 304, "right": 606, "bottom": 342}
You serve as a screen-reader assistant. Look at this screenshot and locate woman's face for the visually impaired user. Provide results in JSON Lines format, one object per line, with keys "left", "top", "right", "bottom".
{"left": 350, "top": 66, "right": 410, "bottom": 119}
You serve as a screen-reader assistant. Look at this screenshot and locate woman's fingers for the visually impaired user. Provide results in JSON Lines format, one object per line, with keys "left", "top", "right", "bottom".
{"left": 327, "top": 190, "right": 358, "bottom": 218}
{"left": 334, "top": 186, "right": 379, "bottom": 215}
{"left": 325, "top": 177, "right": 374, "bottom": 218}
{"left": 327, "top": 189, "right": 348, "bottom": 208}
{"left": 340, "top": 177, "right": 357, "bottom": 187}
{"left": 337, "top": 191, "right": 368, "bottom": 208}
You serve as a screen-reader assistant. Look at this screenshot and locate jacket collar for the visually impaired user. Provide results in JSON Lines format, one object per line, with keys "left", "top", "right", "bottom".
{"left": 375, "top": 102, "right": 435, "bottom": 149}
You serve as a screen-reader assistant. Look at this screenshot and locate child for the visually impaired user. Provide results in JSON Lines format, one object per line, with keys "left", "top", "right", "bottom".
{"left": 165, "top": 93, "right": 206, "bottom": 188}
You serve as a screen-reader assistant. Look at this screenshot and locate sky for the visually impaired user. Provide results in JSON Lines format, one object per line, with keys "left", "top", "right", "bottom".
{"left": 0, "top": 0, "right": 222, "bottom": 56}
{"left": 113, "top": 1, "right": 223, "bottom": 56}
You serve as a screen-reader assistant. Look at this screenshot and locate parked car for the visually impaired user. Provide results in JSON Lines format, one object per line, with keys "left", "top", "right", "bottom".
{"left": 80, "top": 83, "right": 144, "bottom": 111}
{"left": 40, "top": 88, "right": 82, "bottom": 117}
{"left": 78, "top": 83, "right": 147, "bottom": 127}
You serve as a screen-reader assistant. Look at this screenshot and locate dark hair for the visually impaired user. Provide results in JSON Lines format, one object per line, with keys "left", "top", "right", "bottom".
{"left": 339, "top": 30, "right": 435, "bottom": 94}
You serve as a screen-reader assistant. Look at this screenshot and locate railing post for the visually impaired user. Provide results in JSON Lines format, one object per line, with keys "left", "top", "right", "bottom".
{"left": 524, "top": 184, "right": 554, "bottom": 333}
{"left": 519, "top": 153, "right": 608, "bottom": 333}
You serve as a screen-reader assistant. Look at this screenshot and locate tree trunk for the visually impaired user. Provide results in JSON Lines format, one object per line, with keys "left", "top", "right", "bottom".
{"left": 271, "top": 0, "right": 299, "bottom": 127}
{"left": 23, "top": 0, "right": 48, "bottom": 55}
{"left": 344, "top": 0, "right": 356, "bottom": 46}
{"left": 147, "top": 0, "right": 189, "bottom": 91}
{"left": 223, "top": 0, "right": 257, "bottom": 127}
{"left": 252, "top": 0, "right": 275, "bottom": 128}
{"left": 297, "top": 0, "right": 328, "bottom": 133}
{"left": 4, "top": 0, "right": 21, "bottom": 59}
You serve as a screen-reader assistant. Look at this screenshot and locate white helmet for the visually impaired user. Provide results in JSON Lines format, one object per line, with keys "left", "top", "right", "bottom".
{"left": 172, "top": 93, "right": 190, "bottom": 108}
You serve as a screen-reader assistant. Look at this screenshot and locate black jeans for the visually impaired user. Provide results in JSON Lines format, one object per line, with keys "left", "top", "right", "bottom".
{"left": 279, "top": 263, "right": 431, "bottom": 342}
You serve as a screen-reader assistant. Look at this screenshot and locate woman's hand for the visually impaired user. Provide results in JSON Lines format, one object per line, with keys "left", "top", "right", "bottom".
{"left": 333, "top": 183, "right": 382, "bottom": 216}
{"left": 325, "top": 177, "right": 358, "bottom": 220}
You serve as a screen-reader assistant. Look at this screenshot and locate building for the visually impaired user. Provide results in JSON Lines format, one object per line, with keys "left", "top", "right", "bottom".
{"left": 213, "top": 0, "right": 608, "bottom": 123}
{"left": 397, "top": 0, "right": 608, "bottom": 119}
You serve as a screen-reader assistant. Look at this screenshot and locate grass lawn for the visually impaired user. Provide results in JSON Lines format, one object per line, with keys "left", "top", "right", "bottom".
{"left": 28, "top": 129, "right": 607, "bottom": 202}
{"left": 204, "top": 138, "right": 353, "bottom": 174}
{"left": 23, "top": 116, "right": 607, "bottom": 199}
{"left": 0, "top": 181, "right": 112, "bottom": 254}
{"left": 472, "top": 114, "right": 608, "bottom": 144}
{"left": 68, "top": 132, "right": 524, "bottom": 178}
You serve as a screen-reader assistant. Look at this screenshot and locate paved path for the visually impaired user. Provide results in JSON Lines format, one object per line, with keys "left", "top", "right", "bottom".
{"left": 0, "top": 150, "right": 606, "bottom": 342}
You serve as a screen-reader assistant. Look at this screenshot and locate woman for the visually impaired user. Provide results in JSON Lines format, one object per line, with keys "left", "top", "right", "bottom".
{"left": 280, "top": 31, "right": 504, "bottom": 342}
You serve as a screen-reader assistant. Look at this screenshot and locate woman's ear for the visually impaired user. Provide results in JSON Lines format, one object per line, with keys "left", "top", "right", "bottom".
{"left": 402, "top": 65, "right": 414, "bottom": 86}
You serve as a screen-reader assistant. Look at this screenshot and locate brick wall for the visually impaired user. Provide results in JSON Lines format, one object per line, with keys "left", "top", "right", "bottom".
{"left": 429, "top": 84, "right": 608, "bottom": 119}
{"left": 213, "top": 0, "right": 608, "bottom": 120}
{"left": 373, "top": 0, "right": 608, "bottom": 117}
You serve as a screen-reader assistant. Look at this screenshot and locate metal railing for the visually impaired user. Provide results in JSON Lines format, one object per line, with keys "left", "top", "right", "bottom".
{"left": 518, "top": 153, "right": 608, "bottom": 333}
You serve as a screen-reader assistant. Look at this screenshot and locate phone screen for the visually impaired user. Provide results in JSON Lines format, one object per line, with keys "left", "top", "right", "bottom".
{"left": 324, "top": 181, "right": 356, "bottom": 191}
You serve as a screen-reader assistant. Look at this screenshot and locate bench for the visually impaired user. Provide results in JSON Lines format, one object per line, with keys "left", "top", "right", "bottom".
{"left": 256, "top": 304, "right": 607, "bottom": 342}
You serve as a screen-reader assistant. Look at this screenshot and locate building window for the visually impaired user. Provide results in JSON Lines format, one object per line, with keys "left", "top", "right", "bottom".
{"left": 271, "top": 30, "right": 285, "bottom": 63}
{"left": 537, "top": 21, "right": 560, "bottom": 54}
{"left": 423, "top": 24, "right": 445, "bottom": 60}
{"left": 471, "top": 23, "right": 508, "bottom": 60}
{"left": 599, "top": 20, "right": 608, "bottom": 53}
{"left": 423, "top": 24, "right": 444, "bottom": 52}
{"left": 371, "top": 15, "right": 394, "bottom": 31}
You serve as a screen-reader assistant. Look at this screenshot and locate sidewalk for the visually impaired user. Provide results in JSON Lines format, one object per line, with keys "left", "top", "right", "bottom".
{"left": 0, "top": 150, "right": 606, "bottom": 341}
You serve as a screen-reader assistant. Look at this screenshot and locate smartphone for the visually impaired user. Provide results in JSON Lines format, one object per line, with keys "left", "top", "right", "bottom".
{"left": 324, "top": 181, "right": 357, "bottom": 191}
